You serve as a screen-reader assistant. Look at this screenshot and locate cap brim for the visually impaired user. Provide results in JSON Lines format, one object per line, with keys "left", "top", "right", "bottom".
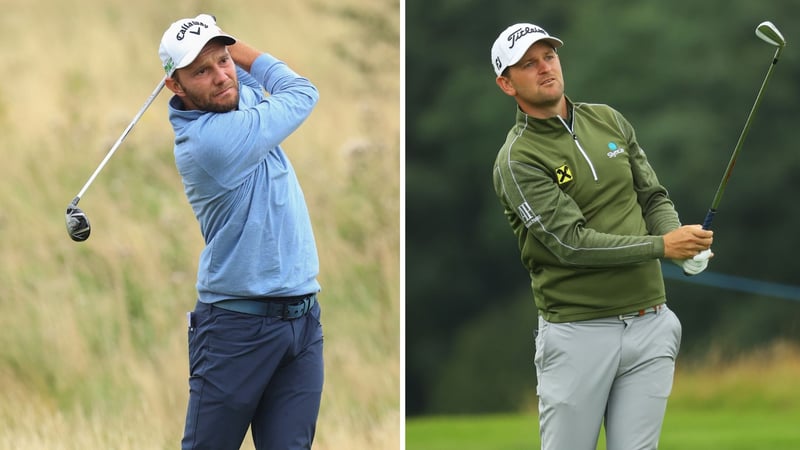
{"left": 506, "top": 37, "right": 563, "bottom": 68}
{"left": 543, "top": 37, "right": 564, "bottom": 49}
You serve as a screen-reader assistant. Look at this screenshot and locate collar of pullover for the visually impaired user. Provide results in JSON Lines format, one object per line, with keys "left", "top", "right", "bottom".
{"left": 514, "top": 96, "right": 575, "bottom": 134}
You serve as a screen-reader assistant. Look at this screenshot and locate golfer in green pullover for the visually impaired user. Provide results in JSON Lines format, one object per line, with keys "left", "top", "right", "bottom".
{"left": 491, "top": 23, "right": 713, "bottom": 450}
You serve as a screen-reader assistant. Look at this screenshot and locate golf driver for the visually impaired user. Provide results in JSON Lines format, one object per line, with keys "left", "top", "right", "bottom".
{"left": 701, "top": 21, "right": 786, "bottom": 231}
{"left": 65, "top": 76, "right": 167, "bottom": 242}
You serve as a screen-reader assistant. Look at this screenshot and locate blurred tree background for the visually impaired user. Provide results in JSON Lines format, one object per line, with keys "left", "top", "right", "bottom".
{"left": 406, "top": 0, "right": 800, "bottom": 416}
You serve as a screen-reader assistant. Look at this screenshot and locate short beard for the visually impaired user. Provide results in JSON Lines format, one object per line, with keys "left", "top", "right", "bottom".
{"left": 534, "top": 92, "right": 563, "bottom": 110}
{"left": 183, "top": 87, "right": 239, "bottom": 113}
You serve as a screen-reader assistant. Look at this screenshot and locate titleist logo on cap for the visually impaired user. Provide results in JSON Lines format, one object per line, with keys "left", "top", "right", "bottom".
{"left": 175, "top": 20, "right": 210, "bottom": 41}
{"left": 506, "top": 25, "right": 547, "bottom": 49}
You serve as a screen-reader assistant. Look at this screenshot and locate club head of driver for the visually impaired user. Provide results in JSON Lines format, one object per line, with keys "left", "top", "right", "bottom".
{"left": 756, "top": 21, "right": 786, "bottom": 48}
{"left": 65, "top": 204, "right": 91, "bottom": 242}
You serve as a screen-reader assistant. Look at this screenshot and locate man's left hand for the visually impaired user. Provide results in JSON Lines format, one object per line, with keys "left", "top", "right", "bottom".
{"left": 682, "top": 249, "right": 713, "bottom": 276}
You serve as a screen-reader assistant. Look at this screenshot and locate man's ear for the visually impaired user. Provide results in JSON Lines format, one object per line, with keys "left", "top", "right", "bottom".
{"left": 165, "top": 77, "right": 185, "bottom": 96}
{"left": 495, "top": 75, "right": 516, "bottom": 97}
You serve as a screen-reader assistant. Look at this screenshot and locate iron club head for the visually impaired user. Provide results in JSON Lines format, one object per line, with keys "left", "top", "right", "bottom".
{"left": 756, "top": 21, "right": 786, "bottom": 48}
{"left": 65, "top": 199, "right": 91, "bottom": 242}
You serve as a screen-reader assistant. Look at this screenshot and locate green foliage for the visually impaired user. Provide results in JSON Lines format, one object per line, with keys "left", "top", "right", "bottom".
{"left": 428, "top": 295, "right": 537, "bottom": 413}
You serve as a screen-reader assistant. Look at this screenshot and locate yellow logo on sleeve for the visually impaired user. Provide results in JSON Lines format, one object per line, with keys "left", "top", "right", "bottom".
{"left": 555, "top": 165, "right": 573, "bottom": 185}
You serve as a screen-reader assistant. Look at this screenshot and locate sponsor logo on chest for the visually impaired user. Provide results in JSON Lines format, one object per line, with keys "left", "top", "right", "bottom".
{"left": 606, "top": 142, "right": 626, "bottom": 158}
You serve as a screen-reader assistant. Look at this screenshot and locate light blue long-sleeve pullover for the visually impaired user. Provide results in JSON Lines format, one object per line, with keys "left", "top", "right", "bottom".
{"left": 168, "top": 53, "right": 320, "bottom": 303}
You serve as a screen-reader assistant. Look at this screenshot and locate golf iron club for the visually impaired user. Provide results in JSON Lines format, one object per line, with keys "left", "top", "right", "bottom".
{"left": 683, "top": 21, "right": 785, "bottom": 274}
{"left": 700, "top": 21, "right": 786, "bottom": 232}
{"left": 65, "top": 76, "right": 167, "bottom": 242}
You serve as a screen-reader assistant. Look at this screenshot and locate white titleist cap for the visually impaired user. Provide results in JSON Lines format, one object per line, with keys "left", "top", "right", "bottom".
{"left": 491, "top": 23, "right": 563, "bottom": 76}
{"left": 159, "top": 14, "right": 236, "bottom": 76}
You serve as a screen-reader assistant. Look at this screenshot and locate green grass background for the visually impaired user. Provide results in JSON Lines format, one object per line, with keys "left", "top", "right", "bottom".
{"left": 407, "top": 408, "right": 800, "bottom": 450}
{"left": 407, "top": 342, "right": 800, "bottom": 449}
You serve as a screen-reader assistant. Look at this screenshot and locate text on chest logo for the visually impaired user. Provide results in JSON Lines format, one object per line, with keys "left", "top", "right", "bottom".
{"left": 607, "top": 142, "right": 626, "bottom": 158}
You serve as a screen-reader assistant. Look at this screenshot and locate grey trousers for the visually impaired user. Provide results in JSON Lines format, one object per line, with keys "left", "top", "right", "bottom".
{"left": 534, "top": 305, "right": 682, "bottom": 450}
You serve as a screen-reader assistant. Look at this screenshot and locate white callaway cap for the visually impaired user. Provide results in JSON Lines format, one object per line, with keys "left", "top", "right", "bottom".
{"left": 159, "top": 14, "right": 236, "bottom": 76}
{"left": 491, "top": 23, "right": 563, "bottom": 76}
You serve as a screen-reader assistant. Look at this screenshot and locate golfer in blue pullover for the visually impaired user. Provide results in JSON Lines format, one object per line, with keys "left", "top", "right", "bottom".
{"left": 159, "top": 14, "right": 323, "bottom": 450}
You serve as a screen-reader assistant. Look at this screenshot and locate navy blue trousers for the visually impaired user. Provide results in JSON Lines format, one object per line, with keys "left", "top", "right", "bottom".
{"left": 182, "top": 299, "right": 324, "bottom": 450}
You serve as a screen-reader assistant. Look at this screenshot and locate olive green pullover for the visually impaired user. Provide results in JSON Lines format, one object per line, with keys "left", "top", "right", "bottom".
{"left": 493, "top": 98, "right": 681, "bottom": 323}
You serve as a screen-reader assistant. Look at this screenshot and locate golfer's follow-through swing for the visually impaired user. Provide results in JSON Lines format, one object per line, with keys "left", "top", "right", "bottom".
{"left": 64, "top": 13, "right": 326, "bottom": 449}
{"left": 489, "top": 19, "right": 785, "bottom": 450}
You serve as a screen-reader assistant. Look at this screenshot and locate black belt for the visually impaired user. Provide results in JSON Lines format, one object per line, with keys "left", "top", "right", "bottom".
{"left": 213, "top": 294, "right": 316, "bottom": 319}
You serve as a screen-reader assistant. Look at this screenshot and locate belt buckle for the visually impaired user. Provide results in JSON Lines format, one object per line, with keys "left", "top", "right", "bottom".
{"left": 618, "top": 304, "right": 663, "bottom": 321}
{"left": 281, "top": 296, "right": 310, "bottom": 320}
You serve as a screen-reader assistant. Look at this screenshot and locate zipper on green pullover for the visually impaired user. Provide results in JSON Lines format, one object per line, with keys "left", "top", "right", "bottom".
{"left": 556, "top": 115, "right": 599, "bottom": 182}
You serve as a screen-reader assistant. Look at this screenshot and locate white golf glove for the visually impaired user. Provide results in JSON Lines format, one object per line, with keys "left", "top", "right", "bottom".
{"left": 682, "top": 249, "right": 712, "bottom": 276}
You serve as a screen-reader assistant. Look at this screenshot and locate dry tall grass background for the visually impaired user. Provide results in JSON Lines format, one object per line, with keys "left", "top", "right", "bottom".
{"left": 0, "top": 1, "right": 399, "bottom": 449}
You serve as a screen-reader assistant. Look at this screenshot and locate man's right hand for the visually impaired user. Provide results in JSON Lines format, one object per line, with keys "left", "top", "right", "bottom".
{"left": 663, "top": 224, "right": 713, "bottom": 260}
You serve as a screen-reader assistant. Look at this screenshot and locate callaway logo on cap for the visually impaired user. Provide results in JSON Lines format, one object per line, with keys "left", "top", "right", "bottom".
{"left": 491, "top": 23, "right": 564, "bottom": 76}
{"left": 159, "top": 14, "right": 236, "bottom": 76}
